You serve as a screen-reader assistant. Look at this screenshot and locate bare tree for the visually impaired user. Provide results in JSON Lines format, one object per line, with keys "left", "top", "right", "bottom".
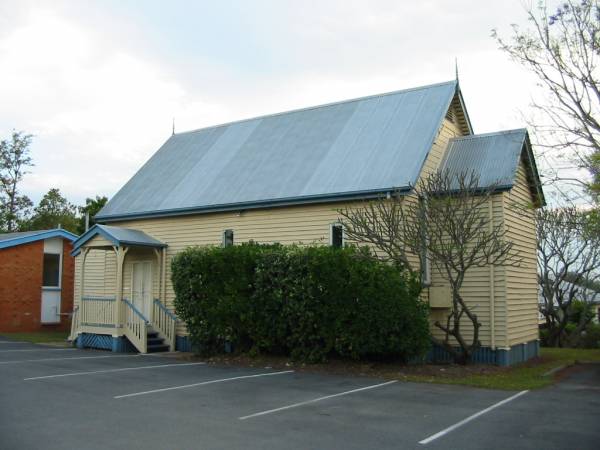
{"left": 339, "top": 171, "right": 521, "bottom": 364}
{"left": 0, "top": 131, "right": 34, "bottom": 232}
{"left": 537, "top": 206, "right": 600, "bottom": 346}
{"left": 493, "top": 1, "right": 600, "bottom": 200}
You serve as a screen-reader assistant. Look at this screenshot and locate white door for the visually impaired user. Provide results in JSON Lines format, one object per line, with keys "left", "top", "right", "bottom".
{"left": 132, "top": 262, "right": 152, "bottom": 320}
{"left": 41, "top": 290, "right": 61, "bottom": 324}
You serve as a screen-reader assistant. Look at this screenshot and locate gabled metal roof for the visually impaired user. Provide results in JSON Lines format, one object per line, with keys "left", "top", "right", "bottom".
{"left": 0, "top": 229, "right": 78, "bottom": 250}
{"left": 439, "top": 129, "right": 545, "bottom": 206}
{"left": 71, "top": 224, "right": 166, "bottom": 255}
{"left": 97, "top": 80, "right": 460, "bottom": 221}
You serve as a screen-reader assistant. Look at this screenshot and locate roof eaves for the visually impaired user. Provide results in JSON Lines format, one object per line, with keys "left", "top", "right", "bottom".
{"left": 0, "top": 229, "right": 79, "bottom": 250}
{"left": 454, "top": 83, "right": 474, "bottom": 135}
{"left": 96, "top": 187, "right": 412, "bottom": 223}
{"left": 522, "top": 133, "right": 546, "bottom": 207}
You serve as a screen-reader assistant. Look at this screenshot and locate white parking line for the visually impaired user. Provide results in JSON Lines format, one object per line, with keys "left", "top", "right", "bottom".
{"left": 24, "top": 362, "right": 206, "bottom": 380}
{"left": 0, "top": 341, "right": 27, "bottom": 344}
{"left": 239, "top": 380, "right": 398, "bottom": 420}
{"left": 0, "top": 348, "right": 76, "bottom": 353}
{"left": 0, "top": 354, "right": 142, "bottom": 365}
{"left": 114, "top": 370, "right": 295, "bottom": 399}
{"left": 418, "top": 390, "right": 529, "bottom": 445}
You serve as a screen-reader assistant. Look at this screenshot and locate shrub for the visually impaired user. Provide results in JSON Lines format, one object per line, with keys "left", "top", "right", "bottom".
{"left": 172, "top": 243, "right": 430, "bottom": 362}
{"left": 577, "top": 323, "right": 600, "bottom": 349}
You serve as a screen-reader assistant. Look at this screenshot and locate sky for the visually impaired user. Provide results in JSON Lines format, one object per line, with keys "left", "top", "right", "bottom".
{"left": 0, "top": 0, "right": 561, "bottom": 207}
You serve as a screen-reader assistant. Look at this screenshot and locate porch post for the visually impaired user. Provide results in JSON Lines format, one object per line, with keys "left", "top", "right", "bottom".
{"left": 113, "top": 246, "right": 129, "bottom": 334}
{"left": 77, "top": 248, "right": 89, "bottom": 337}
{"left": 153, "top": 248, "right": 162, "bottom": 323}
{"left": 161, "top": 247, "right": 167, "bottom": 304}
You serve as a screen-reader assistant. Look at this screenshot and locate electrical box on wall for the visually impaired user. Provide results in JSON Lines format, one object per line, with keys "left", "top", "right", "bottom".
{"left": 429, "top": 285, "right": 452, "bottom": 308}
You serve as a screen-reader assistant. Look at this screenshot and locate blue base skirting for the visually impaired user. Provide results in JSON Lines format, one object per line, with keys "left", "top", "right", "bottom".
{"left": 75, "top": 333, "right": 137, "bottom": 353}
{"left": 176, "top": 335, "right": 193, "bottom": 352}
{"left": 422, "top": 339, "right": 540, "bottom": 366}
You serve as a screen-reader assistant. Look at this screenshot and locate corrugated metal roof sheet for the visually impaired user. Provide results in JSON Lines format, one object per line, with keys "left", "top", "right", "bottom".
{"left": 71, "top": 224, "right": 165, "bottom": 255}
{"left": 439, "top": 129, "right": 528, "bottom": 189}
{"left": 72, "top": 224, "right": 166, "bottom": 254}
{"left": 97, "top": 80, "right": 458, "bottom": 221}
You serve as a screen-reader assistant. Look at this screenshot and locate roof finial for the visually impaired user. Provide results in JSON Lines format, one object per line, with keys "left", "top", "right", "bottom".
{"left": 172, "top": 117, "right": 175, "bottom": 135}
{"left": 455, "top": 57, "right": 459, "bottom": 83}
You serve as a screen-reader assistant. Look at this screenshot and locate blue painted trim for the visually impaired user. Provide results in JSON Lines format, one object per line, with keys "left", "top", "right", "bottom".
{"left": 95, "top": 187, "right": 413, "bottom": 223}
{"left": 0, "top": 229, "right": 78, "bottom": 250}
{"left": 80, "top": 322, "right": 115, "bottom": 328}
{"left": 71, "top": 224, "right": 120, "bottom": 253}
{"left": 42, "top": 286, "right": 62, "bottom": 292}
{"left": 153, "top": 299, "right": 178, "bottom": 321}
{"left": 82, "top": 296, "right": 115, "bottom": 302}
{"left": 111, "top": 336, "right": 137, "bottom": 353}
{"left": 422, "top": 339, "right": 540, "bottom": 366}
{"left": 71, "top": 224, "right": 166, "bottom": 256}
{"left": 122, "top": 298, "right": 149, "bottom": 323}
{"left": 176, "top": 335, "right": 194, "bottom": 352}
{"left": 76, "top": 333, "right": 137, "bottom": 353}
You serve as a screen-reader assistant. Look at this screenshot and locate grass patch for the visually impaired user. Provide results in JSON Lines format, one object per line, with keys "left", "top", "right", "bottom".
{"left": 1, "top": 331, "right": 70, "bottom": 344}
{"left": 187, "top": 347, "right": 600, "bottom": 391}
{"left": 391, "top": 348, "right": 600, "bottom": 390}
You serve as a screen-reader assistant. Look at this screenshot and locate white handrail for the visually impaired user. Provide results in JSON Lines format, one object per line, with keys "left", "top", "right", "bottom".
{"left": 122, "top": 299, "right": 148, "bottom": 353}
{"left": 152, "top": 299, "right": 177, "bottom": 351}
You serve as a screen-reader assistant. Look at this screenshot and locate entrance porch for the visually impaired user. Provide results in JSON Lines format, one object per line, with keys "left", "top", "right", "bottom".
{"left": 69, "top": 224, "right": 177, "bottom": 353}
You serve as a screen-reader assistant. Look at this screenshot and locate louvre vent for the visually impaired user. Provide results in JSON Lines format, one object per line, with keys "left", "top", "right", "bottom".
{"left": 445, "top": 107, "right": 455, "bottom": 123}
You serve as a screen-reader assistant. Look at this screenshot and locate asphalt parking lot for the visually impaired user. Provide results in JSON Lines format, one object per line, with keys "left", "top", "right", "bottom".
{"left": 0, "top": 338, "right": 598, "bottom": 450}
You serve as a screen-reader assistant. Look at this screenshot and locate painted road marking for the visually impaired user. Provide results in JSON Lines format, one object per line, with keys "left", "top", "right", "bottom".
{"left": 0, "top": 341, "right": 28, "bottom": 344}
{"left": 418, "top": 390, "right": 529, "bottom": 445}
{"left": 24, "top": 362, "right": 206, "bottom": 380}
{"left": 0, "top": 354, "right": 142, "bottom": 365}
{"left": 0, "top": 348, "right": 76, "bottom": 353}
{"left": 239, "top": 380, "right": 398, "bottom": 420}
{"left": 114, "top": 370, "right": 295, "bottom": 399}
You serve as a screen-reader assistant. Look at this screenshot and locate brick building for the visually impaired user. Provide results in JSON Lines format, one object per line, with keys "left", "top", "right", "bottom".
{"left": 0, "top": 229, "right": 78, "bottom": 333}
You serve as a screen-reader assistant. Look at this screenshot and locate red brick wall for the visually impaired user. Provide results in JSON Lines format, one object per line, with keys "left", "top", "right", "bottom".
{"left": 0, "top": 239, "right": 75, "bottom": 333}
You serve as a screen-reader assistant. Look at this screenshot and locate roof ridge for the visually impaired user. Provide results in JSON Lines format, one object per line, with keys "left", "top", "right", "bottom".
{"left": 174, "top": 80, "right": 457, "bottom": 137}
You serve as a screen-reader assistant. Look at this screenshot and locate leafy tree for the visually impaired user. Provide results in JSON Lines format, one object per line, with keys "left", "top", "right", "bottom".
{"left": 537, "top": 206, "right": 600, "bottom": 346}
{"left": 493, "top": 1, "right": 600, "bottom": 201}
{"left": 338, "top": 171, "right": 521, "bottom": 364}
{"left": 0, "top": 131, "right": 34, "bottom": 232}
{"left": 77, "top": 195, "right": 108, "bottom": 234}
{"left": 25, "top": 188, "right": 79, "bottom": 233}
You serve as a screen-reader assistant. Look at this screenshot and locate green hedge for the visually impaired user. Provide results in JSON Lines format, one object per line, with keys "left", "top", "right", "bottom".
{"left": 172, "top": 243, "right": 430, "bottom": 363}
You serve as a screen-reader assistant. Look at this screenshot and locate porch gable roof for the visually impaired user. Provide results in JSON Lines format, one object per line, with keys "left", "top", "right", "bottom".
{"left": 71, "top": 224, "right": 166, "bottom": 256}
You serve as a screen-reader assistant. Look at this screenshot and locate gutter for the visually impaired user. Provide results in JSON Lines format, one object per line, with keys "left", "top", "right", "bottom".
{"left": 95, "top": 188, "right": 412, "bottom": 223}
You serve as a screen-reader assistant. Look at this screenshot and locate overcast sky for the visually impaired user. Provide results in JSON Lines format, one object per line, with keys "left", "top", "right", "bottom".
{"left": 0, "top": 0, "right": 555, "bottom": 206}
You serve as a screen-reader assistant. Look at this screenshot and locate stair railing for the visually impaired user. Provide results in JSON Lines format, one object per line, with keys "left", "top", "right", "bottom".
{"left": 152, "top": 299, "right": 177, "bottom": 351}
{"left": 122, "top": 299, "right": 148, "bottom": 353}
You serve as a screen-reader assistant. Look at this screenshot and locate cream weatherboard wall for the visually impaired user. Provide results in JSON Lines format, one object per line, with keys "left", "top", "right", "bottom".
{"left": 503, "top": 162, "right": 539, "bottom": 346}
{"left": 73, "top": 116, "right": 539, "bottom": 351}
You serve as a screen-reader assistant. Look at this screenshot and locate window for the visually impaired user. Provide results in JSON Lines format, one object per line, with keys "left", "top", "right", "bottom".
{"left": 330, "top": 223, "right": 344, "bottom": 248}
{"left": 223, "top": 229, "right": 234, "bottom": 247}
{"left": 43, "top": 253, "right": 61, "bottom": 287}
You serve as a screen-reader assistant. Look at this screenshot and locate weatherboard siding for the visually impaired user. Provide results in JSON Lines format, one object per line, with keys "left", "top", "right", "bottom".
{"left": 427, "top": 193, "right": 508, "bottom": 349}
{"left": 503, "top": 161, "right": 539, "bottom": 346}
